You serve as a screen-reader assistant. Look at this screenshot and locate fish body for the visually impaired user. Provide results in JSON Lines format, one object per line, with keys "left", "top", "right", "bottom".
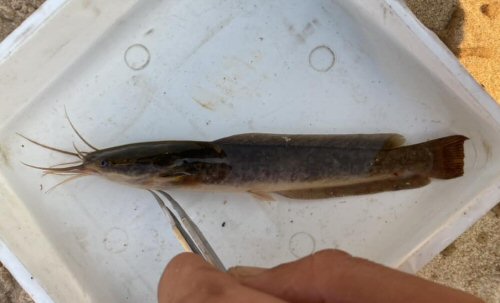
{"left": 43, "top": 133, "right": 466, "bottom": 199}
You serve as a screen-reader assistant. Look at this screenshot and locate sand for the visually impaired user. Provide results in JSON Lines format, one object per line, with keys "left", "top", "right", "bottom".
{"left": 407, "top": 0, "right": 500, "bottom": 303}
{"left": 418, "top": 204, "right": 500, "bottom": 303}
{"left": 407, "top": 1, "right": 500, "bottom": 302}
{"left": 0, "top": 1, "right": 499, "bottom": 303}
{"left": 407, "top": 0, "right": 500, "bottom": 102}
{"left": 0, "top": 264, "right": 32, "bottom": 303}
{"left": 0, "top": 1, "right": 44, "bottom": 41}
{"left": 452, "top": 0, "right": 500, "bottom": 102}
{"left": 1, "top": 1, "right": 44, "bottom": 302}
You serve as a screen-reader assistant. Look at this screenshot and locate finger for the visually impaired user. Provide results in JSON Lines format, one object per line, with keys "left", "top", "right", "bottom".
{"left": 229, "top": 249, "right": 483, "bottom": 303}
{"left": 158, "top": 253, "right": 288, "bottom": 303}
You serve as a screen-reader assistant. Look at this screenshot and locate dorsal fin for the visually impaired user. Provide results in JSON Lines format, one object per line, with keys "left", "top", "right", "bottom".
{"left": 215, "top": 133, "right": 405, "bottom": 149}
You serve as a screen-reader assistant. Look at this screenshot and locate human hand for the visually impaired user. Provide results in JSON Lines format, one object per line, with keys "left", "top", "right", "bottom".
{"left": 158, "top": 249, "right": 483, "bottom": 303}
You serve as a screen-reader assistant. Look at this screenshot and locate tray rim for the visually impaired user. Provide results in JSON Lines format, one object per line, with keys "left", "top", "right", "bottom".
{"left": 1, "top": 0, "right": 499, "bottom": 301}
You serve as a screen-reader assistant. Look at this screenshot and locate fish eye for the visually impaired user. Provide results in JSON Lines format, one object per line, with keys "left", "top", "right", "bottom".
{"left": 100, "top": 160, "right": 109, "bottom": 167}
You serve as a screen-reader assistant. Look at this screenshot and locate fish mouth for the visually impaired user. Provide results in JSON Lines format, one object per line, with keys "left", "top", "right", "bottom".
{"left": 21, "top": 162, "right": 91, "bottom": 175}
{"left": 21, "top": 162, "right": 95, "bottom": 192}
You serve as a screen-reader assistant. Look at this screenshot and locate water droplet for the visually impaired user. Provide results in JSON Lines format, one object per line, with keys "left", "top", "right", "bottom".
{"left": 289, "top": 232, "right": 316, "bottom": 258}
{"left": 103, "top": 228, "right": 129, "bottom": 253}
{"left": 309, "top": 45, "right": 335, "bottom": 72}
{"left": 124, "top": 44, "right": 151, "bottom": 70}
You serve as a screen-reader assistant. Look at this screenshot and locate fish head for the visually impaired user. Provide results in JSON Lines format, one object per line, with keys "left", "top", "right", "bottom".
{"left": 81, "top": 141, "right": 226, "bottom": 187}
{"left": 23, "top": 139, "right": 225, "bottom": 189}
{"left": 81, "top": 145, "right": 181, "bottom": 185}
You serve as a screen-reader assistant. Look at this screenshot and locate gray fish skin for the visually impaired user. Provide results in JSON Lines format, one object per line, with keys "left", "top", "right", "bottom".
{"left": 206, "top": 134, "right": 434, "bottom": 192}
{"left": 30, "top": 132, "right": 466, "bottom": 199}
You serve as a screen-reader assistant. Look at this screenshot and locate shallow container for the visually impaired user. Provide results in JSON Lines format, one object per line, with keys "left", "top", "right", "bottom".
{"left": 1, "top": 0, "right": 499, "bottom": 302}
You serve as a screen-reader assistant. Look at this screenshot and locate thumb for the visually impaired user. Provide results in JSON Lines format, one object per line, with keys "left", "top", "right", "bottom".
{"left": 228, "top": 249, "right": 483, "bottom": 303}
{"left": 158, "top": 252, "right": 288, "bottom": 303}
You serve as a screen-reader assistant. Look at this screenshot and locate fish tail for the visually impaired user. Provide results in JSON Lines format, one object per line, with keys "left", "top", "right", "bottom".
{"left": 423, "top": 135, "right": 468, "bottom": 179}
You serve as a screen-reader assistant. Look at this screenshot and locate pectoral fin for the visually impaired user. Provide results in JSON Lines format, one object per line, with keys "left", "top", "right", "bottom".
{"left": 248, "top": 190, "right": 275, "bottom": 201}
{"left": 275, "top": 175, "right": 430, "bottom": 200}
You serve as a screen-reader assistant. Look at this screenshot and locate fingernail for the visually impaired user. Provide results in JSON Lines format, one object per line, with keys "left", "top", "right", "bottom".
{"left": 228, "top": 266, "right": 266, "bottom": 278}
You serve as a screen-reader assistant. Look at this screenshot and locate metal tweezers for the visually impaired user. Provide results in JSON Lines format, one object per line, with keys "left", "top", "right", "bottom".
{"left": 149, "top": 190, "right": 226, "bottom": 271}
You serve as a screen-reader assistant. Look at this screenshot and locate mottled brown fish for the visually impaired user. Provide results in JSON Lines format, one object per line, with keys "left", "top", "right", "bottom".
{"left": 21, "top": 132, "right": 467, "bottom": 200}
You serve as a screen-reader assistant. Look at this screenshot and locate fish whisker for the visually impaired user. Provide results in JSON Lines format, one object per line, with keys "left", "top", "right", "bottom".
{"left": 45, "top": 174, "right": 88, "bottom": 193}
{"left": 64, "top": 106, "right": 99, "bottom": 151}
{"left": 17, "top": 133, "right": 80, "bottom": 158}
{"left": 49, "top": 160, "right": 83, "bottom": 168}
{"left": 42, "top": 171, "right": 84, "bottom": 177}
{"left": 21, "top": 161, "right": 84, "bottom": 173}
{"left": 72, "top": 142, "right": 86, "bottom": 159}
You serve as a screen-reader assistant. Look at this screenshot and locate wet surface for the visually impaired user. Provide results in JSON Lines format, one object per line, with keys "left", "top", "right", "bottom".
{"left": 124, "top": 44, "right": 151, "bottom": 70}
{"left": 308, "top": 45, "right": 335, "bottom": 72}
{"left": 0, "top": 1, "right": 499, "bottom": 303}
{"left": 289, "top": 232, "right": 316, "bottom": 258}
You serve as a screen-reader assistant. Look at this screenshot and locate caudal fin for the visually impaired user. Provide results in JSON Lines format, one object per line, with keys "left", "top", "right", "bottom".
{"left": 424, "top": 135, "right": 468, "bottom": 179}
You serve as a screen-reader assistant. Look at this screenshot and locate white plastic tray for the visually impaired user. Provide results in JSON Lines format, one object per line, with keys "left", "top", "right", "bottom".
{"left": 1, "top": 0, "right": 500, "bottom": 302}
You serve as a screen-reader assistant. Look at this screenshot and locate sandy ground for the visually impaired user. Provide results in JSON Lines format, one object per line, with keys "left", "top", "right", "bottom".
{"left": 418, "top": 204, "right": 500, "bottom": 302}
{"left": 406, "top": 1, "right": 500, "bottom": 302}
{"left": 0, "top": 0, "right": 499, "bottom": 303}
{"left": 407, "top": 0, "right": 500, "bottom": 102}
{"left": 0, "top": 1, "right": 42, "bottom": 302}
{"left": 0, "top": 0, "right": 43, "bottom": 40}
{"left": 0, "top": 264, "right": 32, "bottom": 303}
